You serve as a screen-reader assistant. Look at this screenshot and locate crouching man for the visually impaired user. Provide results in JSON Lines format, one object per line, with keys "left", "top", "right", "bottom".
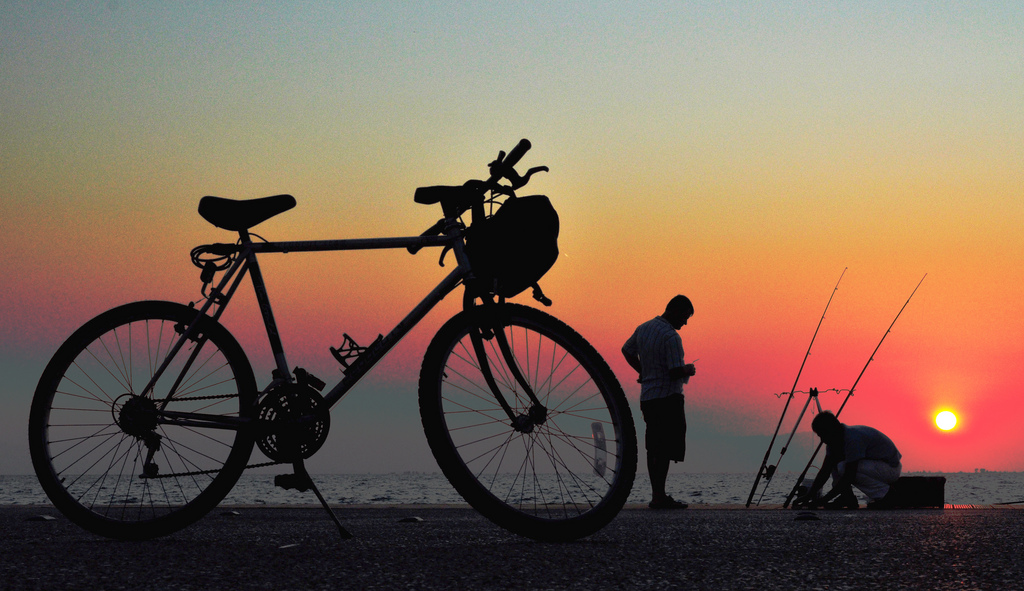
{"left": 795, "top": 411, "right": 902, "bottom": 509}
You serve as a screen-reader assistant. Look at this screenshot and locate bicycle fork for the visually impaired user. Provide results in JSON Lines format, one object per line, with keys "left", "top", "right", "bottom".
{"left": 468, "top": 317, "right": 547, "bottom": 433}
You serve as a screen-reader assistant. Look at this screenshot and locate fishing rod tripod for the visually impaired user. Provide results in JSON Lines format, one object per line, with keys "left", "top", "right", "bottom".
{"left": 747, "top": 387, "right": 827, "bottom": 506}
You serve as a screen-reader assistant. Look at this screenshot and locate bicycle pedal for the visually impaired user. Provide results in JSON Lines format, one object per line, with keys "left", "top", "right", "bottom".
{"left": 274, "top": 473, "right": 313, "bottom": 492}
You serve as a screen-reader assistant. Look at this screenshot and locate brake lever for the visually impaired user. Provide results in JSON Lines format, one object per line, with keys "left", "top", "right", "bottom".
{"left": 488, "top": 156, "right": 549, "bottom": 191}
{"left": 437, "top": 244, "right": 452, "bottom": 267}
{"left": 509, "top": 165, "right": 549, "bottom": 190}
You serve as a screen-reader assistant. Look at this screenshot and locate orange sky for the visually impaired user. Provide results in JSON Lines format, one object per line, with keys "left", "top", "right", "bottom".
{"left": 2, "top": 3, "right": 1022, "bottom": 475}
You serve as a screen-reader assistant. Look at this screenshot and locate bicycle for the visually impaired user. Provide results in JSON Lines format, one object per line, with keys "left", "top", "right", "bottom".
{"left": 28, "top": 140, "right": 638, "bottom": 542}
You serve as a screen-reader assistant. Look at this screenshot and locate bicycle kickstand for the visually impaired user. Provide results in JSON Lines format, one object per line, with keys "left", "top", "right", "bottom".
{"left": 291, "top": 460, "right": 354, "bottom": 539}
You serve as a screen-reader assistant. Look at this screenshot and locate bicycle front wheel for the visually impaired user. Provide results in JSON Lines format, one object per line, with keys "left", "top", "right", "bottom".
{"left": 419, "top": 304, "right": 637, "bottom": 541}
{"left": 28, "top": 301, "right": 258, "bottom": 539}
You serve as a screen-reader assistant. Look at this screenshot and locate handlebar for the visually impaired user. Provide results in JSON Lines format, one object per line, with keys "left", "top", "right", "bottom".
{"left": 487, "top": 139, "right": 532, "bottom": 183}
{"left": 408, "top": 139, "right": 538, "bottom": 254}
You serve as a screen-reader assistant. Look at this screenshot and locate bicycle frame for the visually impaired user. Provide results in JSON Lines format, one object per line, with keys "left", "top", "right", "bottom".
{"left": 252, "top": 233, "right": 469, "bottom": 407}
{"left": 147, "top": 228, "right": 471, "bottom": 432}
{"left": 145, "top": 164, "right": 551, "bottom": 439}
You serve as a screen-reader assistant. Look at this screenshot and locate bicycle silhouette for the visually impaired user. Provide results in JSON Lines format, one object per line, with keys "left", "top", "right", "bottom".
{"left": 29, "top": 140, "right": 638, "bottom": 542}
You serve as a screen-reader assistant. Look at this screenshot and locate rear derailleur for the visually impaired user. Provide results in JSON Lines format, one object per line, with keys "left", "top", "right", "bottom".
{"left": 112, "top": 393, "right": 163, "bottom": 478}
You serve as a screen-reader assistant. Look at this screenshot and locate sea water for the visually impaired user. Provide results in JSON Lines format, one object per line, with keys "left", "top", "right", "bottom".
{"left": 3, "top": 471, "right": 1022, "bottom": 506}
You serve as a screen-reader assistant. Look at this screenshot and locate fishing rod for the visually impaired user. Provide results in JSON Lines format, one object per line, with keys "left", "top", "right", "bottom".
{"left": 745, "top": 268, "right": 846, "bottom": 508}
{"left": 783, "top": 273, "right": 927, "bottom": 508}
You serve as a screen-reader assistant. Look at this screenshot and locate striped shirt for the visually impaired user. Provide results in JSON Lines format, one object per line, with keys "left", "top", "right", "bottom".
{"left": 622, "top": 316, "right": 686, "bottom": 402}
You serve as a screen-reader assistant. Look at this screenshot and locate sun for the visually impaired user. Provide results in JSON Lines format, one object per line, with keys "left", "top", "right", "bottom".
{"left": 935, "top": 410, "right": 957, "bottom": 431}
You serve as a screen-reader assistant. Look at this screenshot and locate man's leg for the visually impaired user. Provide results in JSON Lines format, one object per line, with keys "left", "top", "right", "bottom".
{"left": 642, "top": 396, "right": 686, "bottom": 509}
{"left": 641, "top": 399, "right": 665, "bottom": 499}
{"left": 854, "top": 460, "right": 902, "bottom": 502}
{"left": 648, "top": 451, "right": 669, "bottom": 499}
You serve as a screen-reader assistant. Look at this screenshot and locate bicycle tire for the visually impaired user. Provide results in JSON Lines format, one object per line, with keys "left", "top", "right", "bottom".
{"left": 28, "top": 301, "right": 257, "bottom": 539}
{"left": 419, "top": 303, "right": 637, "bottom": 541}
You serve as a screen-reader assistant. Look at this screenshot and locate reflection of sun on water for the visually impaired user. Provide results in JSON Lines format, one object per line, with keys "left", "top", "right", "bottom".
{"left": 935, "top": 410, "right": 957, "bottom": 431}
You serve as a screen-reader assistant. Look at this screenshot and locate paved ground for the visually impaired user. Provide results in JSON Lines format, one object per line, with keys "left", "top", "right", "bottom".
{"left": 2, "top": 504, "right": 1022, "bottom": 590}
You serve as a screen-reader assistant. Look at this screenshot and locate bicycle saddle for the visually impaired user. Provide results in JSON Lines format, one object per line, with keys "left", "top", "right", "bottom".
{"left": 198, "top": 194, "right": 296, "bottom": 231}
{"left": 414, "top": 184, "right": 477, "bottom": 205}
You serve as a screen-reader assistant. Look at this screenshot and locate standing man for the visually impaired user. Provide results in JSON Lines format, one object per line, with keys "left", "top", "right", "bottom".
{"left": 622, "top": 295, "right": 697, "bottom": 509}
{"left": 794, "top": 411, "right": 902, "bottom": 509}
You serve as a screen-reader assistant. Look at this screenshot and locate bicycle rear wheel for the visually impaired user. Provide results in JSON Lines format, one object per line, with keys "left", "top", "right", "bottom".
{"left": 419, "top": 303, "right": 637, "bottom": 541}
{"left": 28, "top": 301, "right": 257, "bottom": 539}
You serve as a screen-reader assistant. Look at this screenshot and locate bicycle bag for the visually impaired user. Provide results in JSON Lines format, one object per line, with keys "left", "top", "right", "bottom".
{"left": 464, "top": 195, "right": 559, "bottom": 299}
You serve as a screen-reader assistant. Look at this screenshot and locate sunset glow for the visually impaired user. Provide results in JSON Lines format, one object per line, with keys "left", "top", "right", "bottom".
{"left": 2, "top": 3, "right": 1022, "bottom": 475}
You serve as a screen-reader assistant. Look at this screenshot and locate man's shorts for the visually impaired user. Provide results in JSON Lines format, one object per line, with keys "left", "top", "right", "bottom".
{"left": 640, "top": 394, "right": 686, "bottom": 462}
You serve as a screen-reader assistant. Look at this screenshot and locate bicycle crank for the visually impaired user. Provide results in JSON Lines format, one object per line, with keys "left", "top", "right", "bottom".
{"left": 256, "top": 382, "right": 330, "bottom": 463}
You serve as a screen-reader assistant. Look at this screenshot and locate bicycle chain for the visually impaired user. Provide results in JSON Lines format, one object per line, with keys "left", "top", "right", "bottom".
{"left": 142, "top": 393, "right": 274, "bottom": 478}
{"left": 143, "top": 459, "right": 285, "bottom": 479}
{"left": 156, "top": 393, "right": 242, "bottom": 402}
{"left": 145, "top": 393, "right": 314, "bottom": 478}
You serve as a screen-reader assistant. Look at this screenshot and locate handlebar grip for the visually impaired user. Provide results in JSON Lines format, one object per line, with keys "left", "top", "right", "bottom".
{"left": 504, "top": 138, "right": 531, "bottom": 169}
{"left": 488, "top": 139, "right": 531, "bottom": 183}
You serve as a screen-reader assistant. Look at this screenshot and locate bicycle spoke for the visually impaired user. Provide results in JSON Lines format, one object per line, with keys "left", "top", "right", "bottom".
{"left": 423, "top": 304, "right": 636, "bottom": 540}
{"left": 31, "top": 302, "right": 255, "bottom": 538}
